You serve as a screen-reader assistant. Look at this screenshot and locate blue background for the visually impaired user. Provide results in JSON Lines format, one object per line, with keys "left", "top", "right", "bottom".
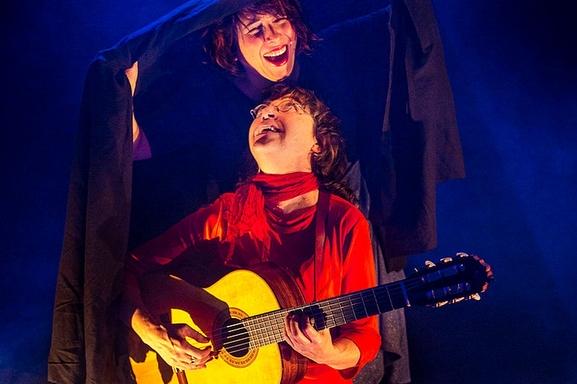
{"left": 1, "top": 0, "right": 576, "bottom": 383}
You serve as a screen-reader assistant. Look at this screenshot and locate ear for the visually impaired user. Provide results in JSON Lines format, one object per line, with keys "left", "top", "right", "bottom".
{"left": 311, "top": 143, "right": 321, "bottom": 154}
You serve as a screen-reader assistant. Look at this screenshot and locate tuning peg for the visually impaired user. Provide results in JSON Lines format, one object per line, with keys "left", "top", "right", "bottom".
{"left": 455, "top": 252, "right": 469, "bottom": 258}
{"left": 434, "top": 300, "right": 449, "bottom": 308}
{"left": 425, "top": 260, "right": 436, "bottom": 268}
{"left": 449, "top": 297, "right": 466, "bottom": 304}
{"left": 440, "top": 257, "right": 453, "bottom": 263}
{"left": 469, "top": 293, "right": 481, "bottom": 301}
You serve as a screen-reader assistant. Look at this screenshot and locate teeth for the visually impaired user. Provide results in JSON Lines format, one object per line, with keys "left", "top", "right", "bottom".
{"left": 263, "top": 46, "right": 287, "bottom": 58}
{"left": 259, "top": 126, "right": 280, "bottom": 134}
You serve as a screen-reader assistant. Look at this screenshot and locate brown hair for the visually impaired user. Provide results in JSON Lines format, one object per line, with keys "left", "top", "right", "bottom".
{"left": 261, "top": 85, "right": 357, "bottom": 204}
{"left": 203, "top": 0, "right": 315, "bottom": 76}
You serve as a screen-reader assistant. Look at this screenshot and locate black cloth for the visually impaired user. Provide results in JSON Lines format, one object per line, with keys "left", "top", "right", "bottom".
{"left": 48, "top": 2, "right": 254, "bottom": 383}
{"left": 48, "top": 0, "right": 463, "bottom": 383}
{"left": 304, "top": 0, "right": 464, "bottom": 269}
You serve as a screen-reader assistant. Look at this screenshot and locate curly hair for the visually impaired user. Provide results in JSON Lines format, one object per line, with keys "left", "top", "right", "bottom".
{"left": 202, "top": 0, "right": 315, "bottom": 76}
{"left": 260, "top": 85, "right": 358, "bottom": 205}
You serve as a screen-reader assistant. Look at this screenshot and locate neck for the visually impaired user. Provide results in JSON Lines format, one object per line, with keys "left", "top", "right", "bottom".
{"left": 276, "top": 189, "right": 319, "bottom": 214}
{"left": 232, "top": 60, "right": 300, "bottom": 101}
{"left": 233, "top": 66, "right": 275, "bottom": 101}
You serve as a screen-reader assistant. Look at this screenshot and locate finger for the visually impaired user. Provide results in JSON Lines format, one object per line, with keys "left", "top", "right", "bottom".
{"left": 165, "top": 340, "right": 209, "bottom": 365}
{"left": 181, "top": 351, "right": 214, "bottom": 370}
{"left": 300, "top": 321, "right": 321, "bottom": 343}
{"left": 283, "top": 315, "right": 296, "bottom": 346}
{"left": 194, "top": 346, "right": 214, "bottom": 363}
{"left": 195, "top": 351, "right": 214, "bottom": 366}
{"left": 287, "top": 314, "right": 302, "bottom": 339}
{"left": 189, "top": 361, "right": 208, "bottom": 370}
{"left": 302, "top": 316, "right": 329, "bottom": 344}
{"left": 179, "top": 325, "right": 210, "bottom": 344}
{"left": 168, "top": 325, "right": 211, "bottom": 358}
{"left": 171, "top": 355, "right": 194, "bottom": 371}
{"left": 291, "top": 314, "right": 313, "bottom": 343}
{"left": 178, "top": 347, "right": 212, "bottom": 367}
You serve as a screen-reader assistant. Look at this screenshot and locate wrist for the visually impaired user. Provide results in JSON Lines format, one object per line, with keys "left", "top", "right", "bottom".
{"left": 321, "top": 338, "right": 360, "bottom": 370}
{"left": 131, "top": 308, "right": 163, "bottom": 343}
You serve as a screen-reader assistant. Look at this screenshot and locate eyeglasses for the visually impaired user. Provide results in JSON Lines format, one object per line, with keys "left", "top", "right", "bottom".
{"left": 250, "top": 99, "right": 304, "bottom": 119}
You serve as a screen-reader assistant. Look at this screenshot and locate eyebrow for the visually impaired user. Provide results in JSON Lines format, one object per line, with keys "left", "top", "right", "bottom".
{"left": 270, "top": 97, "right": 293, "bottom": 105}
{"left": 243, "top": 20, "right": 261, "bottom": 31}
{"left": 239, "top": 14, "right": 287, "bottom": 32}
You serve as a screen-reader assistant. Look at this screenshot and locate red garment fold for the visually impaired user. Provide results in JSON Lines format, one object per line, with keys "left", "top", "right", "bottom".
{"left": 226, "top": 172, "right": 318, "bottom": 262}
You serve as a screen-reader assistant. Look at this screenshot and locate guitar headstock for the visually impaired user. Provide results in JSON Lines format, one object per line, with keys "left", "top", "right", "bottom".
{"left": 407, "top": 252, "right": 494, "bottom": 307}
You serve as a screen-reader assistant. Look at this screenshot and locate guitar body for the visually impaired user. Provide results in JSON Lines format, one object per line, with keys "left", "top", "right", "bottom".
{"left": 129, "top": 265, "right": 307, "bottom": 384}
{"left": 128, "top": 253, "right": 493, "bottom": 383}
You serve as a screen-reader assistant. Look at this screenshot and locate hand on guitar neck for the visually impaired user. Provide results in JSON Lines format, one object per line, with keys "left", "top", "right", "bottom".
{"left": 283, "top": 312, "right": 361, "bottom": 370}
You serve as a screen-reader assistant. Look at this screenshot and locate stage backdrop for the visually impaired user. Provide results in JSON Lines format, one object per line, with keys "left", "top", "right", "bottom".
{"left": 1, "top": 0, "right": 575, "bottom": 383}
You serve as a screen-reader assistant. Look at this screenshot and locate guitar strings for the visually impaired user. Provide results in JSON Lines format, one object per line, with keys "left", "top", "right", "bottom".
{"left": 222, "top": 288, "right": 407, "bottom": 355}
{"left": 220, "top": 263, "right": 479, "bottom": 355}
{"left": 210, "top": 273, "right": 461, "bottom": 355}
{"left": 221, "top": 283, "right": 465, "bottom": 356}
{"left": 216, "top": 273, "right": 458, "bottom": 354}
{"left": 215, "top": 274, "right": 454, "bottom": 351}
{"left": 210, "top": 261, "right": 472, "bottom": 347}
{"left": 211, "top": 258, "right": 478, "bottom": 355}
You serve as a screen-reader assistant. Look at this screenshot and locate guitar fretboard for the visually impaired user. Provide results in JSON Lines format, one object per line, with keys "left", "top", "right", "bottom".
{"left": 237, "top": 281, "right": 409, "bottom": 350}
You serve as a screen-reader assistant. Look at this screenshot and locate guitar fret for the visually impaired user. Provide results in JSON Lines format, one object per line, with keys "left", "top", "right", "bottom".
{"left": 351, "top": 293, "right": 368, "bottom": 319}
{"left": 318, "top": 302, "right": 331, "bottom": 327}
{"left": 246, "top": 311, "right": 287, "bottom": 349}
{"left": 321, "top": 300, "right": 342, "bottom": 327}
{"left": 336, "top": 300, "right": 346, "bottom": 326}
{"left": 375, "top": 283, "right": 407, "bottom": 310}
{"left": 238, "top": 282, "right": 412, "bottom": 351}
{"left": 373, "top": 286, "right": 391, "bottom": 313}
{"left": 347, "top": 294, "right": 359, "bottom": 321}
{"left": 361, "top": 290, "right": 379, "bottom": 316}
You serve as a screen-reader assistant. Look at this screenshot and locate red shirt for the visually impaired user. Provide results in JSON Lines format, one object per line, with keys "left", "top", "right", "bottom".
{"left": 128, "top": 191, "right": 380, "bottom": 382}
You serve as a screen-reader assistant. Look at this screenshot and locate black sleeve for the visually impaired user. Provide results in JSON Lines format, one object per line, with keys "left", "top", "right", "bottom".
{"left": 48, "top": 1, "right": 254, "bottom": 383}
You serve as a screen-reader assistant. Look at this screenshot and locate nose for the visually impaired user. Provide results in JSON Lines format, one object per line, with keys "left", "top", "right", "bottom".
{"left": 263, "top": 24, "right": 280, "bottom": 42}
{"left": 259, "top": 105, "right": 277, "bottom": 120}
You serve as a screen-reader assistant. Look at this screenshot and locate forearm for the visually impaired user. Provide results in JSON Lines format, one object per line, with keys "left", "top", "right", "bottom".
{"left": 321, "top": 337, "right": 361, "bottom": 370}
{"left": 121, "top": 268, "right": 214, "bottom": 370}
{"left": 120, "top": 269, "right": 158, "bottom": 332}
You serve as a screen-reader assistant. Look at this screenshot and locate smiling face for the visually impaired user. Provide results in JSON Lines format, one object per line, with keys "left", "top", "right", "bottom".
{"left": 248, "top": 96, "right": 317, "bottom": 174}
{"left": 236, "top": 13, "right": 298, "bottom": 82}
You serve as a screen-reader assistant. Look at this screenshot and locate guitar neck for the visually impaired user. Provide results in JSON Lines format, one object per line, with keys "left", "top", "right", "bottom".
{"left": 242, "top": 280, "right": 409, "bottom": 349}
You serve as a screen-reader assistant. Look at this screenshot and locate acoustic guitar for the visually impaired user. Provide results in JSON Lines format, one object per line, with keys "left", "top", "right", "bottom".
{"left": 128, "top": 252, "right": 493, "bottom": 383}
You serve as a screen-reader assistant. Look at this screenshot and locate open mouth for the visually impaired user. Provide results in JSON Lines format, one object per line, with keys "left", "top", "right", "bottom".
{"left": 263, "top": 45, "right": 289, "bottom": 66}
{"left": 255, "top": 125, "right": 282, "bottom": 142}
{"left": 257, "top": 126, "right": 282, "bottom": 135}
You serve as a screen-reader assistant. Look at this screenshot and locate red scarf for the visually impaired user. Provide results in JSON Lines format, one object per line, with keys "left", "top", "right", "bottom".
{"left": 225, "top": 172, "right": 318, "bottom": 262}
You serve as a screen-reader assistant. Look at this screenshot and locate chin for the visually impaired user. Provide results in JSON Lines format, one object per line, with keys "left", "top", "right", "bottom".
{"left": 264, "top": 70, "right": 290, "bottom": 82}
{"left": 265, "top": 62, "right": 295, "bottom": 82}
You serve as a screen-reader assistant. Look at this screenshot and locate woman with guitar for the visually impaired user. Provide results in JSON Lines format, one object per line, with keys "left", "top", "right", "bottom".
{"left": 123, "top": 86, "right": 381, "bottom": 383}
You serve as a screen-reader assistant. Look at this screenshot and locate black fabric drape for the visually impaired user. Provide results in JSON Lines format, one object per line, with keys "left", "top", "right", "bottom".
{"left": 48, "top": 2, "right": 255, "bottom": 383}
{"left": 48, "top": 0, "right": 463, "bottom": 382}
{"left": 377, "top": 0, "right": 464, "bottom": 269}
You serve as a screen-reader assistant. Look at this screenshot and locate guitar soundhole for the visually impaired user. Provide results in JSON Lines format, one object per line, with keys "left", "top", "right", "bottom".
{"left": 222, "top": 318, "right": 250, "bottom": 357}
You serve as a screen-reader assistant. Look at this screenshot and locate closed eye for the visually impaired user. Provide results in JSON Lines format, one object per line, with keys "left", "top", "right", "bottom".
{"left": 247, "top": 25, "right": 264, "bottom": 37}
